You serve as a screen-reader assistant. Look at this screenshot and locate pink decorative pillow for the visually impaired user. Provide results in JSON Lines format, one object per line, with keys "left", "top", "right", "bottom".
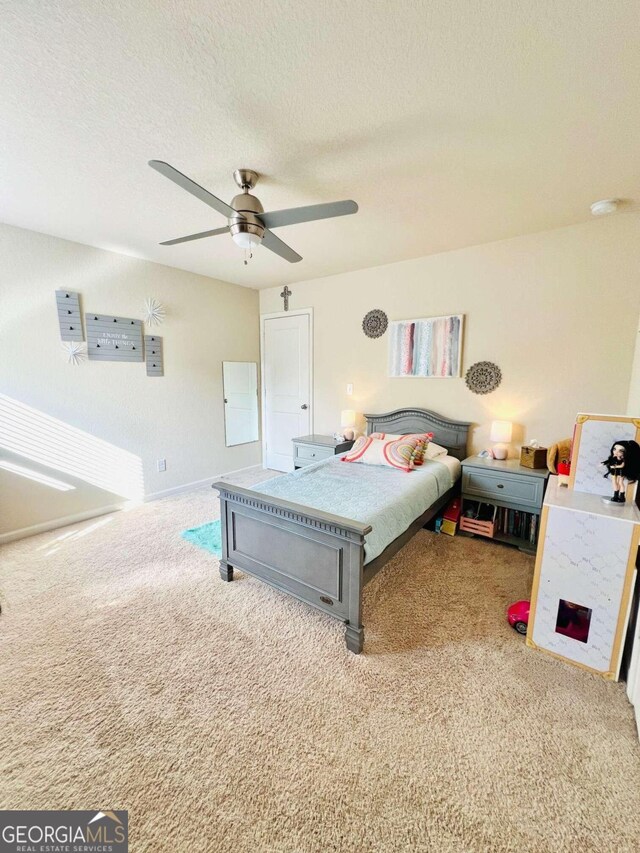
{"left": 369, "top": 432, "right": 433, "bottom": 465}
{"left": 342, "top": 436, "right": 427, "bottom": 472}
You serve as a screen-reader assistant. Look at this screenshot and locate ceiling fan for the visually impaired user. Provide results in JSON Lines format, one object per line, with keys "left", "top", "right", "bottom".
{"left": 149, "top": 161, "right": 358, "bottom": 263}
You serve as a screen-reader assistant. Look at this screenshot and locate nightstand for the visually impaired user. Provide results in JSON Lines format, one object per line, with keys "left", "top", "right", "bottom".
{"left": 292, "top": 434, "right": 355, "bottom": 469}
{"left": 460, "top": 456, "right": 549, "bottom": 554}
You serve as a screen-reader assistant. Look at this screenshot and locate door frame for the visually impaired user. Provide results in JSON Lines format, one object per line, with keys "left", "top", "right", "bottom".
{"left": 260, "top": 308, "right": 314, "bottom": 470}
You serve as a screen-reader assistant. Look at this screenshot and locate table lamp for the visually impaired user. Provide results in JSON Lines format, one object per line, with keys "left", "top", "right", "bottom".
{"left": 341, "top": 409, "right": 357, "bottom": 441}
{"left": 490, "top": 420, "right": 512, "bottom": 460}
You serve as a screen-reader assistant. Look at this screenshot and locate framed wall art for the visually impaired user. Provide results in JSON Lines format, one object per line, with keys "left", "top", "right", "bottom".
{"left": 388, "top": 314, "right": 464, "bottom": 378}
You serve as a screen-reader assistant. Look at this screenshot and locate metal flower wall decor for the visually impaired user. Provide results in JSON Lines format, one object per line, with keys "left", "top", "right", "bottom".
{"left": 62, "top": 341, "right": 87, "bottom": 366}
{"left": 465, "top": 361, "right": 502, "bottom": 394}
{"left": 362, "top": 309, "right": 388, "bottom": 339}
{"left": 144, "top": 297, "right": 166, "bottom": 326}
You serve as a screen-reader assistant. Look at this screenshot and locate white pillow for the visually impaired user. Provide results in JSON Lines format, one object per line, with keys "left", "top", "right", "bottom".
{"left": 425, "top": 441, "right": 448, "bottom": 459}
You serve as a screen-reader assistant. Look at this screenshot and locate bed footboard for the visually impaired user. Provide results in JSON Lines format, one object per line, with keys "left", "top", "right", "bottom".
{"left": 213, "top": 482, "right": 372, "bottom": 653}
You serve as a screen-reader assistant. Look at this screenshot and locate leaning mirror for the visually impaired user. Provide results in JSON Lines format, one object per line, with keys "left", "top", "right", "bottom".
{"left": 223, "top": 361, "right": 259, "bottom": 446}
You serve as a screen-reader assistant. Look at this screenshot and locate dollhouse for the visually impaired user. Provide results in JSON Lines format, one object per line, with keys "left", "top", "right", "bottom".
{"left": 527, "top": 414, "right": 640, "bottom": 679}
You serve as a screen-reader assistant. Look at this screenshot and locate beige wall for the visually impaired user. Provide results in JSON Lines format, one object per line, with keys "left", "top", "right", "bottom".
{"left": 627, "top": 311, "right": 640, "bottom": 415}
{"left": 0, "top": 223, "right": 260, "bottom": 540}
{"left": 260, "top": 217, "right": 640, "bottom": 454}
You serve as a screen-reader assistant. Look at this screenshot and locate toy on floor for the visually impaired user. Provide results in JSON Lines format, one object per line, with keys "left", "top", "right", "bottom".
{"left": 507, "top": 600, "right": 530, "bottom": 635}
{"left": 601, "top": 440, "right": 640, "bottom": 505}
{"left": 440, "top": 496, "right": 461, "bottom": 536}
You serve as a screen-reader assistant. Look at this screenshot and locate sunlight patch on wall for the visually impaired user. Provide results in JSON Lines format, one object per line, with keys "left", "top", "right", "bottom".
{"left": 0, "top": 393, "right": 144, "bottom": 500}
{"left": 0, "top": 460, "right": 75, "bottom": 491}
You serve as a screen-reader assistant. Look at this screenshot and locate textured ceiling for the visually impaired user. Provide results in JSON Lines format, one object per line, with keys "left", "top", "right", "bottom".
{"left": 1, "top": 1, "right": 639, "bottom": 288}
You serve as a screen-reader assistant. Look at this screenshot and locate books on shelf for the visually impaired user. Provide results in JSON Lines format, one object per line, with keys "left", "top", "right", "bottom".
{"left": 461, "top": 499, "right": 539, "bottom": 544}
{"left": 496, "top": 505, "right": 538, "bottom": 544}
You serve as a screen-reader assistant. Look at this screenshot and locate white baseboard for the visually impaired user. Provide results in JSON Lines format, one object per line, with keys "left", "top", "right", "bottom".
{"left": 0, "top": 463, "right": 263, "bottom": 545}
{"left": 143, "top": 463, "right": 263, "bottom": 502}
{"left": 0, "top": 504, "right": 125, "bottom": 545}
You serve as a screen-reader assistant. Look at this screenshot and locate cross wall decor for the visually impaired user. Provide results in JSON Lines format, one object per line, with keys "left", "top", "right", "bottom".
{"left": 280, "top": 286, "right": 292, "bottom": 311}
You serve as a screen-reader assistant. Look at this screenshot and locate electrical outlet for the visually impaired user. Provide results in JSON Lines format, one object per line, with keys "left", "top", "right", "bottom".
{"left": 346, "top": 383, "right": 354, "bottom": 396}
{"left": 157, "top": 459, "right": 166, "bottom": 472}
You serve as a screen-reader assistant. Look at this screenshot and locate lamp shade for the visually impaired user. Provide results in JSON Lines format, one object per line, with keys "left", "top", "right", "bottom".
{"left": 341, "top": 409, "right": 356, "bottom": 428}
{"left": 490, "top": 420, "right": 512, "bottom": 443}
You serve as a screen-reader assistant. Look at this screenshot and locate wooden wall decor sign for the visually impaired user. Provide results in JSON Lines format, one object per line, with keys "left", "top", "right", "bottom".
{"left": 55, "top": 290, "right": 84, "bottom": 342}
{"left": 145, "top": 335, "right": 164, "bottom": 376}
{"left": 85, "top": 314, "right": 144, "bottom": 362}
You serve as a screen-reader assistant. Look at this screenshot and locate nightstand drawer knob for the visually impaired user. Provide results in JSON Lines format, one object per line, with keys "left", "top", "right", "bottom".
{"left": 497, "top": 484, "right": 504, "bottom": 489}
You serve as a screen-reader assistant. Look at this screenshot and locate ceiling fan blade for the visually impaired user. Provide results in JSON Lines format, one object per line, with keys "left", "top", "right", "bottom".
{"left": 149, "top": 160, "right": 242, "bottom": 220}
{"left": 260, "top": 200, "right": 358, "bottom": 230}
{"left": 262, "top": 229, "right": 302, "bottom": 263}
{"left": 159, "top": 226, "right": 229, "bottom": 246}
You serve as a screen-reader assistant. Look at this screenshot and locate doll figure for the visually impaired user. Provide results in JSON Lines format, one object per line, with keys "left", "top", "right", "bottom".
{"left": 601, "top": 440, "right": 640, "bottom": 504}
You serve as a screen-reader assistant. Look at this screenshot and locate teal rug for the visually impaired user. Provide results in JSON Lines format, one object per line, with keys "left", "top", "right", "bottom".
{"left": 181, "top": 519, "right": 222, "bottom": 557}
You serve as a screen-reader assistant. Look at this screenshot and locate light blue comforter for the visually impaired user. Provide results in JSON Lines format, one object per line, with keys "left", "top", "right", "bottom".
{"left": 253, "top": 455, "right": 457, "bottom": 563}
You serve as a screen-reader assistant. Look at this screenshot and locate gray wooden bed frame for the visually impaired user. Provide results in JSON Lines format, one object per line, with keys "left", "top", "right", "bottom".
{"left": 213, "top": 408, "right": 470, "bottom": 653}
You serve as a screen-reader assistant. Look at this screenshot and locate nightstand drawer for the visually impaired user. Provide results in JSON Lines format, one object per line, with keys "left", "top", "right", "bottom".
{"left": 295, "top": 444, "right": 334, "bottom": 463}
{"left": 462, "top": 469, "right": 544, "bottom": 509}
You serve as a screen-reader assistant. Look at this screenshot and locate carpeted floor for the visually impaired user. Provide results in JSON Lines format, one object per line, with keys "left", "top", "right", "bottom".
{"left": 1, "top": 467, "right": 639, "bottom": 852}
{"left": 181, "top": 518, "right": 223, "bottom": 556}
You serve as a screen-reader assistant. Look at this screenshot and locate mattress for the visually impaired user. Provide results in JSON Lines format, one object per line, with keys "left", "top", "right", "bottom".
{"left": 253, "top": 453, "right": 461, "bottom": 563}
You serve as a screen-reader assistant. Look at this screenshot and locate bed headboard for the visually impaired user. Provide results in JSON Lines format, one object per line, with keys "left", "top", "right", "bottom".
{"left": 364, "top": 408, "right": 471, "bottom": 461}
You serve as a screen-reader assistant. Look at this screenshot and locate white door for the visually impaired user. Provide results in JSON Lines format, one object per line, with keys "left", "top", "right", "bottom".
{"left": 263, "top": 313, "right": 311, "bottom": 471}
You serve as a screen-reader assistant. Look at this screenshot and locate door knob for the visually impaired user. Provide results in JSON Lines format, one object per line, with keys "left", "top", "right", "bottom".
{"left": 301, "top": 404, "right": 308, "bottom": 410}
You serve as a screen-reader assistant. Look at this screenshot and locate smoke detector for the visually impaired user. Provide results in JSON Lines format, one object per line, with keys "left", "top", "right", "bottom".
{"left": 590, "top": 199, "right": 619, "bottom": 216}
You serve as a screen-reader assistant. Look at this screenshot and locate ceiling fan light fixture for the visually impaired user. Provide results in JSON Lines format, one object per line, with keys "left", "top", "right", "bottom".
{"left": 230, "top": 189, "right": 264, "bottom": 251}
{"left": 232, "top": 230, "right": 262, "bottom": 250}
{"left": 590, "top": 198, "right": 619, "bottom": 216}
